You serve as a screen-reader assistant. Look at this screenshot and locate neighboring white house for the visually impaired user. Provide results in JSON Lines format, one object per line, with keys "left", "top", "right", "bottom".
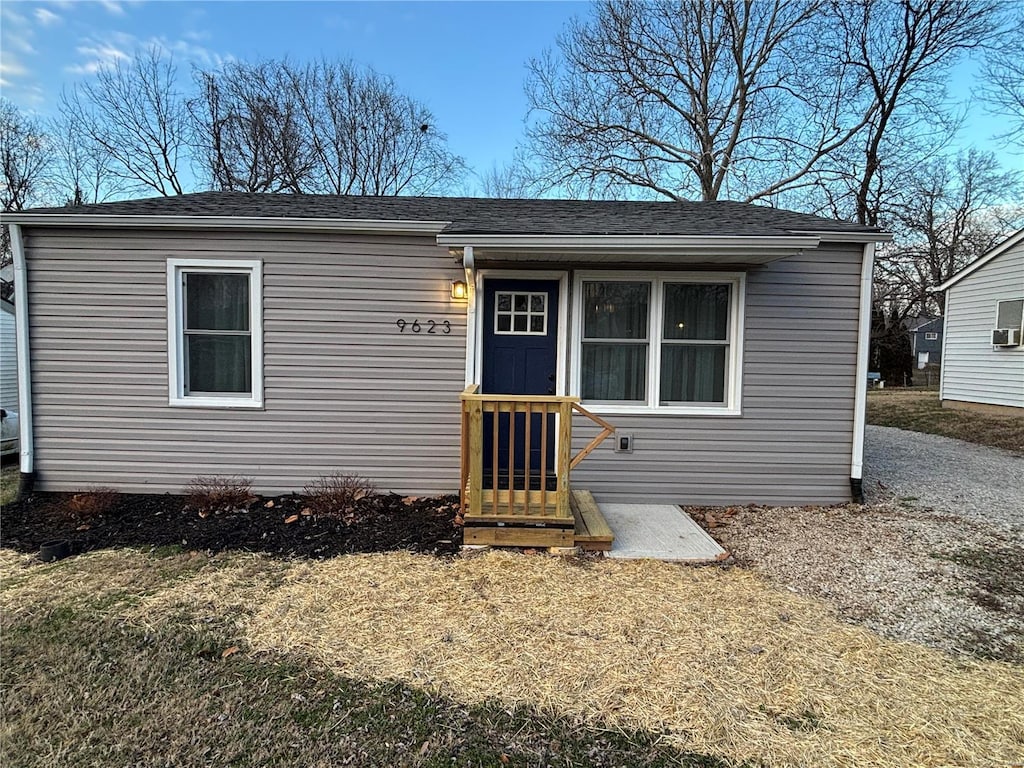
{"left": 0, "top": 299, "right": 17, "bottom": 411}
{"left": 937, "top": 229, "right": 1024, "bottom": 413}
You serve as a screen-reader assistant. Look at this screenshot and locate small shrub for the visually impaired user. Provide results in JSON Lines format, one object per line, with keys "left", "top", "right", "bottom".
{"left": 302, "top": 473, "right": 375, "bottom": 520}
{"left": 64, "top": 487, "right": 119, "bottom": 523}
{"left": 185, "top": 475, "right": 255, "bottom": 517}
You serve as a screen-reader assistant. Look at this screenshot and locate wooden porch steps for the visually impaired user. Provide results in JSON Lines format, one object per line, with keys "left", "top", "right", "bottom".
{"left": 463, "top": 524, "right": 574, "bottom": 548}
{"left": 571, "top": 489, "right": 615, "bottom": 552}
{"left": 462, "top": 489, "right": 615, "bottom": 551}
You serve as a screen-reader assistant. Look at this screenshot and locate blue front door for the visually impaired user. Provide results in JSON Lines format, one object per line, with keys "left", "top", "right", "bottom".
{"left": 481, "top": 278, "right": 560, "bottom": 489}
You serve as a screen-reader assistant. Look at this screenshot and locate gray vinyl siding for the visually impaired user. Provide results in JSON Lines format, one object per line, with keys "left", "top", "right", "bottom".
{"left": 0, "top": 303, "right": 17, "bottom": 410}
{"left": 24, "top": 227, "right": 467, "bottom": 494}
{"left": 940, "top": 241, "right": 1024, "bottom": 409}
{"left": 571, "top": 243, "right": 865, "bottom": 506}
{"left": 25, "top": 225, "right": 867, "bottom": 505}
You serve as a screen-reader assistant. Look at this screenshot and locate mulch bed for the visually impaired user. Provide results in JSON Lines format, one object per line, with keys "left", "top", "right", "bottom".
{"left": 1, "top": 491, "right": 464, "bottom": 559}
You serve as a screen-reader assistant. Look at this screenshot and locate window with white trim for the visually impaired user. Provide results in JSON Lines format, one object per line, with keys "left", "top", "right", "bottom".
{"left": 575, "top": 273, "right": 743, "bottom": 414}
{"left": 996, "top": 298, "right": 1024, "bottom": 331}
{"left": 924, "top": 332, "right": 938, "bottom": 340}
{"left": 167, "top": 259, "right": 263, "bottom": 408}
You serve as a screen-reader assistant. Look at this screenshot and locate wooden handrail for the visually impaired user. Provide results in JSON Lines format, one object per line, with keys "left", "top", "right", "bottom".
{"left": 459, "top": 386, "right": 614, "bottom": 521}
{"left": 462, "top": 392, "right": 578, "bottom": 405}
{"left": 570, "top": 403, "right": 615, "bottom": 469}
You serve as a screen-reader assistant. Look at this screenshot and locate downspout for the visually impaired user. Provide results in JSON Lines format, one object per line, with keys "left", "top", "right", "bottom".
{"left": 937, "top": 289, "right": 950, "bottom": 403}
{"left": 9, "top": 224, "right": 35, "bottom": 499}
{"left": 462, "top": 246, "right": 477, "bottom": 386}
{"left": 850, "top": 241, "right": 876, "bottom": 503}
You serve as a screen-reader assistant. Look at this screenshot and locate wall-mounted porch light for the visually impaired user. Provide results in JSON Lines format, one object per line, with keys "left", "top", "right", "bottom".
{"left": 450, "top": 279, "right": 469, "bottom": 300}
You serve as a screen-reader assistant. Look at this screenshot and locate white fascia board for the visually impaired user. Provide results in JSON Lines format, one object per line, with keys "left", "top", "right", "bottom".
{"left": 0, "top": 213, "right": 450, "bottom": 235}
{"left": 934, "top": 228, "right": 1024, "bottom": 292}
{"left": 436, "top": 234, "right": 821, "bottom": 251}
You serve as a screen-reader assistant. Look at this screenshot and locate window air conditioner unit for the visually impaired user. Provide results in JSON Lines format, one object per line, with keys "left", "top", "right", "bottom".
{"left": 991, "top": 328, "right": 1022, "bottom": 347}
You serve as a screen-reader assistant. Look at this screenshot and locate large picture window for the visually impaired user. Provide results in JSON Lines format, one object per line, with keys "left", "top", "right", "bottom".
{"left": 575, "top": 273, "right": 743, "bottom": 414}
{"left": 167, "top": 259, "right": 263, "bottom": 408}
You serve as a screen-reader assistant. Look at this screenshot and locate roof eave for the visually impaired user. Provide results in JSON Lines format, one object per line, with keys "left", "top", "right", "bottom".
{"left": 437, "top": 233, "right": 822, "bottom": 250}
{"left": 0, "top": 213, "right": 450, "bottom": 235}
{"left": 440, "top": 233, "right": 825, "bottom": 265}
{"left": 934, "top": 228, "right": 1024, "bottom": 292}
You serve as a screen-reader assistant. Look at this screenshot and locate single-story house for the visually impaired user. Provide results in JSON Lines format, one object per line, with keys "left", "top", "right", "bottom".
{"left": 2, "top": 193, "right": 889, "bottom": 522}
{"left": 907, "top": 315, "right": 943, "bottom": 369}
{"left": 936, "top": 228, "right": 1024, "bottom": 414}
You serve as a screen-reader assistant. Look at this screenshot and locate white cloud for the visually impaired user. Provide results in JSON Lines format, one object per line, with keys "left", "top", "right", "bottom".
{"left": 0, "top": 51, "right": 45, "bottom": 106}
{"left": 66, "top": 40, "right": 131, "bottom": 75}
{"left": 0, "top": 5, "right": 27, "bottom": 26}
{"left": 8, "top": 82, "right": 47, "bottom": 108}
{"left": 62, "top": 30, "right": 230, "bottom": 77}
{"left": 99, "top": 0, "right": 125, "bottom": 15}
{"left": 157, "top": 37, "right": 227, "bottom": 68}
{"left": 0, "top": 51, "right": 28, "bottom": 79}
{"left": 5, "top": 35, "right": 36, "bottom": 55}
{"left": 35, "top": 8, "right": 62, "bottom": 26}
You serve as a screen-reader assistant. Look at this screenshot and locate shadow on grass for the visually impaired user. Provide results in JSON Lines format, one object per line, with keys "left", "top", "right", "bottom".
{"left": 1, "top": 577, "right": 751, "bottom": 768}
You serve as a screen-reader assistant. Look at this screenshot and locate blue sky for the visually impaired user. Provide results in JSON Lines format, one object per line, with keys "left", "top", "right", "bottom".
{"left": 0, "top": 0, "right": 1013, "bottom": 193}
{"left": 1, "top": 0, "right": 586, "bottom": 188}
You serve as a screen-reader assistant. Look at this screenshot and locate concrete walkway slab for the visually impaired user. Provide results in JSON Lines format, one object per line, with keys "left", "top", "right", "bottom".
{"left": 600, "top": 503, "right": 727, "bottom": 561}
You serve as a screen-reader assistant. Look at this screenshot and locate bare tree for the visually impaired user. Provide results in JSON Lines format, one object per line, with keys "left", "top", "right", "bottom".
{"left": 981, "top": 5, "right": 1024, "bottom": 147}
{"left": 59, "top": 46, "right": 189, "bottom": 196}
{"left": 0, "top": 99, "right": 52, "bottom": 213}
{"left": 874, "top": 150, "right": 1022, "bottom": 321}
{"left": 295, "top": 60, "right": 466, "bottom": 196}
{"left": 1, "top": 98, "right": 53, "bottom": 271}
{"left": 824, "top": 0, "right": 1002, "bottom": 227}
{"left": 477, "top": 155, "right": 542, "bottom": 199}
{"left": 47, "top": 114, "right": 128, "bottom": 205}
{"left": 524, "top": 0, "right": 878, "bottom": 202}
{"left": 867, "top": 149, "right": 1020, "bottom": 384}
{"left": 190, "top": 60, "right": 310, "bottom": 193}
{"left": 191, "top": 59, "right": 465, "bottom": 196}
{"left": 524, "top": 0, "right": 1004, "bottom": 212}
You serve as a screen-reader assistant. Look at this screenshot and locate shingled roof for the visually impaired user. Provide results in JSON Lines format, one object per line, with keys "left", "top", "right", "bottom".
{"left": 13, "top": 191, "right": 883, "bottom": 239}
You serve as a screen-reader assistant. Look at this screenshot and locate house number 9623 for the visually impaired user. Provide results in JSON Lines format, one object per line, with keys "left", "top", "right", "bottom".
{"left": 396, "top": 319, "right": 451, "bottom": 334}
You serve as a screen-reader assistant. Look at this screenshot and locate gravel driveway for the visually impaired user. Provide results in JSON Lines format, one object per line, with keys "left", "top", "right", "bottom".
{"left": 863, "top": 425, "right": 1024, "bottom": 532}
{"left": 706, "top": 425, "right": 1024, "bottom": 663}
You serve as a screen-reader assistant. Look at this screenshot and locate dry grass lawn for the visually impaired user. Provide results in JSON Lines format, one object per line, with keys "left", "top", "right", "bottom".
{"left": 866, "top": 389, "right": 1024, "bottom": 454}
{"left": 4, "top": 548, "right": 1021, "bottom": 767}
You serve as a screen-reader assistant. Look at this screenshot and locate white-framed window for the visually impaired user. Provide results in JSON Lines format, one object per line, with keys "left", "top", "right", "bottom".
{"left": 572, "top": 272, "right": 744, "bottom": 415}
{"left": 995, "top": 298, "right": 1024, "bottom": 331}
{"left": 495, "top": 291, "right": 548, "bottom": 335}
{"left": 925, "top": 332, "right": 938, "bottom": 340}
{"left": 167, "top": 258, "right": 263, "bottom": 408}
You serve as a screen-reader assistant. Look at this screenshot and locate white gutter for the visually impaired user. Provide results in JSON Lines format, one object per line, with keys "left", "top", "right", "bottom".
{"left": 9, "top": 224, "right": 33, "bottom": 479}
{"left": 436, "top": 233, "right": 821, "bottom": 251}
{"left": 799, "top": 230, "right": 893, "bottom": 244}
{"left": 851, "top": 241, "right": 876, "bottom": 496}
{"left": 938, "top": 292, "right": 950, "bottom": 402}
{"left": 0, "top": 213, "right": 449, "bottom": 235}
{"left": 462, "top": 246, "right": 477, "bottom": 387}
